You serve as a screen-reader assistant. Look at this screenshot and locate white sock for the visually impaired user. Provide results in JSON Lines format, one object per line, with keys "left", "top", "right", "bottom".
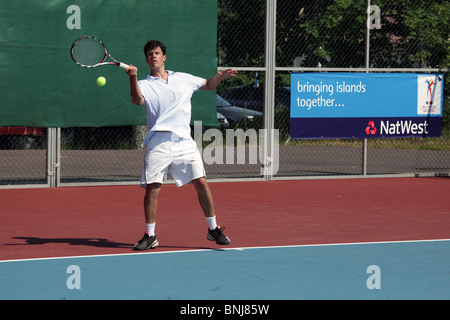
{"left": 146, "top": 222, "right": 156, "bottom": 236}
{"left": 206, "top": 216, "right": 217, "bottom": 230}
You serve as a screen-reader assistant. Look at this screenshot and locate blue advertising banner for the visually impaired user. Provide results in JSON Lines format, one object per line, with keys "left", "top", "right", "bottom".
{"left": 290, "top": 73, "right": 444, "bottom": 139}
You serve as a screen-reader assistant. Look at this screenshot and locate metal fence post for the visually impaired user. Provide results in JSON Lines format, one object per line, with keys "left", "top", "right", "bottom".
{"left": 362, "top": 0, "right": 371, "bottom": 176}
{"left": 46, "top": 128, "right": 61, "bottom": 187}
{"left": 262, "top": 0, "right": 276, "bottom": 181}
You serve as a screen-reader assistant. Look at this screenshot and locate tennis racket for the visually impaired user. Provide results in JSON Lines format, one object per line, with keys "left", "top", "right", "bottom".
{"left": 70, "top": 35, "right": 129, "bottom": 69}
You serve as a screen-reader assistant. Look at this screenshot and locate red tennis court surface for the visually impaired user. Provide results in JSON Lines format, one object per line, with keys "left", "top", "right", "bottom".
{"left": 1, "top": 177, "right": 449, "bottom": 261}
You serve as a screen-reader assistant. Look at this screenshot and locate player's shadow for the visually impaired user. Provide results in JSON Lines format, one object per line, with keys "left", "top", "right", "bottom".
{"left": 6, "top": 237, "right": 224, "bottom": 251}
{"left": 8, "top": 236, "right": 133, "bottom": 249}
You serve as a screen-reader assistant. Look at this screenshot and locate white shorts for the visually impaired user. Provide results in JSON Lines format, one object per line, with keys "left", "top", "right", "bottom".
{"left": 140, "top": 131, "right": 205, "bottom": 188}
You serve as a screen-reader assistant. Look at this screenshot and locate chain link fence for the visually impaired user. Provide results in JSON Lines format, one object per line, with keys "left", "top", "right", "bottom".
{"left": 217, "top": 0, "right": 450, "bottom": 179}
{"left": 1, "top": 0, "right": 449, "bottom": 187}
{"left": 0, "top": 128, "right": 47, "bottom": 186}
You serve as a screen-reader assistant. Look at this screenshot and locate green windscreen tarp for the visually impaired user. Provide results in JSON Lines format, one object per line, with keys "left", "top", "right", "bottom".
{"left": 0, "top": 0, "right": 218, "bottom": 127}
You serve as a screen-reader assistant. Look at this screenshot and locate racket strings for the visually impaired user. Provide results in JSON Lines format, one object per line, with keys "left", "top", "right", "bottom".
{"left": 72, "top": 37, "right": 106, "bottom": 67}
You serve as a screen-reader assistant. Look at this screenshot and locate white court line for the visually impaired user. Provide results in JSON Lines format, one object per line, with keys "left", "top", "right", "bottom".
{"left": 1, "top": 238, "right": 450, "bottom": 264}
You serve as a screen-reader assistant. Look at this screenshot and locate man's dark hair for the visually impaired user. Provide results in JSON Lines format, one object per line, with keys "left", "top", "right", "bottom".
{"left": 143, "top": 40, "right": 166, "bottom": 57}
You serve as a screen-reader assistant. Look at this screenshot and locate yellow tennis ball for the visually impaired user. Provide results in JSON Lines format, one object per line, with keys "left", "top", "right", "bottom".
{"left": 96, "top": 76, "right": 106, "bottom": 86}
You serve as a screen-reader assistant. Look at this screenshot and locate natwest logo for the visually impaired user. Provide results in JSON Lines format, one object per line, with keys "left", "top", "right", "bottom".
{"left": 380, "top": 120, "right": 429, "bottom": 135}
{"left": 365, "top": 121, "right": 377, "bottom": 135}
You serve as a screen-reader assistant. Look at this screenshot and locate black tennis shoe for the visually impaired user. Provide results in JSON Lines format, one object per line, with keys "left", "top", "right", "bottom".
{"left": 133, "top": 233, "right": 159, "bottom": 250}
{"left": 207, "top": 226, "right": 231, "bottom": 245}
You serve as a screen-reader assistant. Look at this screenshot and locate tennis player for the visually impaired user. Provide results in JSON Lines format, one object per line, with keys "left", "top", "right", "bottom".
{"left": 125, "top": 40, "right": 237, "bottom": 250}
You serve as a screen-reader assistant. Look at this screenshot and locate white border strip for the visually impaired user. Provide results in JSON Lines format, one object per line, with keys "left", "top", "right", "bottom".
{"left": 1, "top": 238, "right": 450, "bottom": 264}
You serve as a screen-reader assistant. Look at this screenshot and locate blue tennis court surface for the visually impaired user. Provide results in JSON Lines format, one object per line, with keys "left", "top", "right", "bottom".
{"left": 1, "top": 239, "right": 449, "bottom": 300}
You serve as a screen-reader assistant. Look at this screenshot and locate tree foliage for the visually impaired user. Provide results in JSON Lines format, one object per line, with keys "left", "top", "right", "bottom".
{"left": 218, "top": 0, "right": 449, "bottom": 69}
{"left": 218, "top": 0, "right": 449, "bottom": 127}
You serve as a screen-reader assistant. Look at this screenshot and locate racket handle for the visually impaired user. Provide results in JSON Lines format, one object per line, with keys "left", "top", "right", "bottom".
{"left": 118, "top": 62, "right": 130, "bottom": 69}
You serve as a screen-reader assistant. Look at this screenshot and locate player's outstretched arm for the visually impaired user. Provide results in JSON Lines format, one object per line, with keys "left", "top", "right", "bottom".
{"left": 200, "top": 69, "right": 238, "bottom": 91}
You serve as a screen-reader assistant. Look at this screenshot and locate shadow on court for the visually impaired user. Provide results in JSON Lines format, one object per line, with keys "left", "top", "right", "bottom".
{"left": 5, "top": 237, "right": 222, "bottom": 252}
{"left": 6, "top": 237, "right": 133, "bottom": 249}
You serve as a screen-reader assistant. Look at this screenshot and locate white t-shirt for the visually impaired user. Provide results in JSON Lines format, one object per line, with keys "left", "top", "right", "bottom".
{"left": 138, "top": 71, "right": 206, "bottom": 142}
